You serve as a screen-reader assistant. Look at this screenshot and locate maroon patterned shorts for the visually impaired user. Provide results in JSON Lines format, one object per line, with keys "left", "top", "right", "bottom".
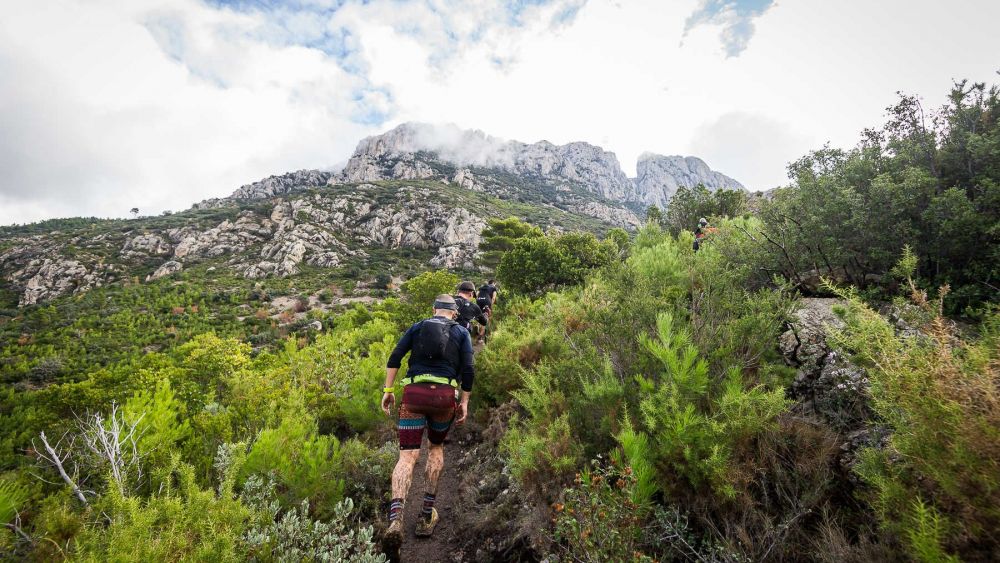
{"left": 397, "top": 383, "right": 457, "bottom": 450}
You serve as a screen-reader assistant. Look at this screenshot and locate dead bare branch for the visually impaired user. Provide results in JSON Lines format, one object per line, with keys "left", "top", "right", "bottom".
{"left": 35, "top": 431, "right": 87, "bottom": 506}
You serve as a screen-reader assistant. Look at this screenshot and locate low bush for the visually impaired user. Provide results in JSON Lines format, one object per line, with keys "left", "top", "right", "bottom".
{"left": 834, "top": 286, "right": 1000, "bottom": 560}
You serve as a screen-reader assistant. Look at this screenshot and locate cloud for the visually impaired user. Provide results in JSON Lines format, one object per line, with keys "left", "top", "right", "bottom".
{"left": 3, "top": 0, "right": 1000, "bottom": 225}
{"left": 683, "top": 0, "right": 775, "bottom": 57}
{"left": 687, "top": 112, "right": 813, "bottom": 191}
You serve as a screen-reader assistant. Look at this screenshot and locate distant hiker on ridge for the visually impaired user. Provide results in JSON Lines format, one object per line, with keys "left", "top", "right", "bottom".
{"left": 693, "top": 217, "right": 717, "bottom": 252}
{"left": 381, "top": 294, "right": 475, "bottom": 554}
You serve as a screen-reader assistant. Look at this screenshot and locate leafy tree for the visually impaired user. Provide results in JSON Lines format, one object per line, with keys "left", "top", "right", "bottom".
{"left": 398, "top": 270, "right": 459, "bottom": 324}
{"left": 478, "top": 216, "right": 544, "bottom": 268}
{"left": 496, "top": 236, "right": 570, "bottom": 294}
{"left": 743, "top": 78, "right": 1000, "bottom": 313}
{"left": 644, "top": 205, "right": 663, "bottom": 225}
{"left": 496, "top": 232, "right": 616, "bottom": 294}
{"left": 662, "top": 185, "right": 747, "bottom": 235}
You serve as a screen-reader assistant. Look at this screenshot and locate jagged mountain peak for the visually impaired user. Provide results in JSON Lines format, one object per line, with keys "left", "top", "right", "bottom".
{"left": 223, "top": 124, "right": 745, "bottom": 210}
{"left": 635, "top": 153, "right": 745, "bottom": 207}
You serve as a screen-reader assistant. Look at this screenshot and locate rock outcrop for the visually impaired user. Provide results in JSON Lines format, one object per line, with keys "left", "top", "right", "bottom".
{"left": 122, "top": 233, "right": 172, "bottom": 259}
{"left": 147, "top": 260, "right": 183, "bottom": 281}
{"left": 229, "top": 170, "right": 333, "bottom": 200}
{"left": 633, "top": 154, "right": 745, "bottom": 207}
{"left": 335, "top": 123, "right": 635, "bottom": 201}
{"left": 780, "top": 298, "right": 884, "bottom": 473}
{"left": 332, "top": 123, "right": 742, "bottom": 208}
{"left": 8, "top": 258, "right": 117, "bottom": 306}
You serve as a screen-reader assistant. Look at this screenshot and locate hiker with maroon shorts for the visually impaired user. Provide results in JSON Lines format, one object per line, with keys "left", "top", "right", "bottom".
{"left": 381, "top": 294, "right": 474, "bottom": 554}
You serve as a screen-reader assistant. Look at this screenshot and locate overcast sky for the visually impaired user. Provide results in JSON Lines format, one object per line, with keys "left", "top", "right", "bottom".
{"left": 2, "top": 0, "right": 998, "bottom": 225}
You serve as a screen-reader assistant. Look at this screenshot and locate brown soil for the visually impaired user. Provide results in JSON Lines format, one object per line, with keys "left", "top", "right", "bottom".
{"left": 393, "top": 429, "right": 469, "bottom": 563}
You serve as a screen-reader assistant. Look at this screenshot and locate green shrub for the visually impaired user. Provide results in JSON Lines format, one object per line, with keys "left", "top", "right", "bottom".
{"left": 551, "top": 460, "right": 655, "bottom": 563}
{"left": 501, "top": 365, "right": 582, "bottom": 495}
{"left": 74, "top": 461, "right": 254, "bottom": 562}
{"left": 834, "top": 287, "right": 1000, "bottom": 559}
{"left": 123, "top": 378, "right": 192, "bottom": 483}
{"left": 241, "top": 476, "right": 385, "bottom": 563}
{"left": 398, "top": 270, "right": 460, "bottom": 324}
{"left": 638, "top": 312, "right": 788, "bottom": 498}
{"left": 240, "top": 410, "right": 346, "bottom": 519}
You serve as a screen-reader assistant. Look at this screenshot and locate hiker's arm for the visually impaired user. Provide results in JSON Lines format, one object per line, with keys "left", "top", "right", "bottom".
{"left": 456, "top": 390, "right": 471, "bottom": 424}
{"left": 455, "top": 331, "right": 474, "bottom": 424}
{"left": 458, "top": 330, "right": 475, "bottom": 392}
{"left": 386, "top": 323, "right": 416, "bottom": 370}
{"left": 383, "top": 325, "right": 416, "bottom": 415}
{"left": 475, "top": 306, "right": 489, "bottom": 326}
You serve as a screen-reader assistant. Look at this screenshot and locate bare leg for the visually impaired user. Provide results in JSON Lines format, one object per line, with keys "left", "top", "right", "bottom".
{"left": 424, "top": 443, "right": 445, "bottom": 494}
{"left": 391, "top": 449, "right": 420, "bottom": 501}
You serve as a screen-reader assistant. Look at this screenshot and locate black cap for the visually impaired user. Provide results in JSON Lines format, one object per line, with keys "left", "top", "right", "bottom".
{"left": 457, "top": 281, "right": 476, "bottom": 292}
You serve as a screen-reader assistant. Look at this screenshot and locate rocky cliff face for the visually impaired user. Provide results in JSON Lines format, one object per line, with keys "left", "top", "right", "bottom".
{"left": 334, "top": 123, "right": 634, "bottom": 201}
{"left": 633, "top": 154, "right": 745, "bottom": 208}
{"left": 333, "top": 123, "right": 742, "bottom": 208}
{"left": 228, "top": 169, "right": 334, "bottom": 200}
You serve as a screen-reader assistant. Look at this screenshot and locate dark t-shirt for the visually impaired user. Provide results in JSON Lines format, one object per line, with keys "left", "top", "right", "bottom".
{"left": 478, "top": 284, "right": 497, "bottom": 302}
{"left": 454, "top": 295, "right": 488, "bottom": 328}
{"left": 386, "top": 317, "right": 475, "bottom": 391}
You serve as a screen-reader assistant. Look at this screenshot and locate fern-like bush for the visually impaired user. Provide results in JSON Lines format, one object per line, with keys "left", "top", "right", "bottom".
{"left": 73, "top": 460, "right": 254, "bottom": 562}
{"left": 240, "top": 409, "right": 346, "bottom": 519}
{"left": 833, "top": 287, "right": 1000, "bottom": 560}
{"left": 638, "top": 312, "right": 788, "bottom": 497}
{"left": 501, "top": 365, "right": 582, "bottom": 494}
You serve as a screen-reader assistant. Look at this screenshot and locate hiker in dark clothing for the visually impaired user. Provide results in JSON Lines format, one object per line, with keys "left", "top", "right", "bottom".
{"left": 454, "top": 281, "right": 488, "bottom": 340}
{"left": 475, "top": 280, "right": 499, "bottom": 344}
{"left": 381, "top": 294, "right": 475, "bottom": 551}
{"left": 476, "top": 280, "right": 498, "bottom": 312}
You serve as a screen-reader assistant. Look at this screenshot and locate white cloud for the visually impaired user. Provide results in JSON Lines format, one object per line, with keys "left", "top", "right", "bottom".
{"left": 688, "top": 112, "right": 811, "bottom": 190}
{"left": 2, "top": 0, "right": 999, "bottom": 224}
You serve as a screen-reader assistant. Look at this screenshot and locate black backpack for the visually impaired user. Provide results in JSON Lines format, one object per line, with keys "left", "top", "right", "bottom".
{"left": 454, "top": 295, "right": 477, "bottom": 327}
{"left": 413, "top": 317, "right": 456, "bottom": 361}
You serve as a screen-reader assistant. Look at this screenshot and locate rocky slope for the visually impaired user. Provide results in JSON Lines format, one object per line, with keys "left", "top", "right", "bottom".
{"left": 331, "top": 123, "right": 743, "bottom": 208}
{"left": 0, "top": 181, "right": 614, "bottom": 307}
{"left": 1, "top": 123, "right": 743, "bottom": 308}
{"left": 227, "top": 123, "right": 742, "bottom": 216}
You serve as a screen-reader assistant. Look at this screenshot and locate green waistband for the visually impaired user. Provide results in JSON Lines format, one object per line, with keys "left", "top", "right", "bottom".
{"left": 405, "top": 374, "right": 459, "bottom": 388}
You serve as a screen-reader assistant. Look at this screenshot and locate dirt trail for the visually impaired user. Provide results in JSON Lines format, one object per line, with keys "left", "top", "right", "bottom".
{"left": 396, "top": 428, "right": 467, "bottom": 563}
{"left": 394, "top": 341, "right": 485, "bottom": 563}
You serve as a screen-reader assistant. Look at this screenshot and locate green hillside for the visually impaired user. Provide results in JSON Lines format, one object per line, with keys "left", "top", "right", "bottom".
{"left": 1, "top": 79, "right": 998, "bottom": 562}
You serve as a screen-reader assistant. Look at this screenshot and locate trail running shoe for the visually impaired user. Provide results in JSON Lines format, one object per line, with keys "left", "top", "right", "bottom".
{"left": 383, "top": 519, "right": 403, "bottom": 558}
{"left": 414, "top": 507, "right": 439, "bottom": 538}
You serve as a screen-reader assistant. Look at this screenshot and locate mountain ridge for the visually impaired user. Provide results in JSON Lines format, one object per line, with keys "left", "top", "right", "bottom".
{"left": 1, "top": 123, "right": 745, "bottom": 308}
{"left": 223, "top": 122, "right": 745, "bottom": 207}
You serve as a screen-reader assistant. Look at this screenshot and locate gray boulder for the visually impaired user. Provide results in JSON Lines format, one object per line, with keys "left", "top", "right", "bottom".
{"left": 147, "top": 260, "right": 183, "bottom": 281}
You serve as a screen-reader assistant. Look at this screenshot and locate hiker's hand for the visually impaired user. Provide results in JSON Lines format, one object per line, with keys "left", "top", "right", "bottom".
{"left": 455, "top": 400, "right": 468, "bottom": 425}
{"left": 381, "top": 392, "right": 395, "bottom": 416}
